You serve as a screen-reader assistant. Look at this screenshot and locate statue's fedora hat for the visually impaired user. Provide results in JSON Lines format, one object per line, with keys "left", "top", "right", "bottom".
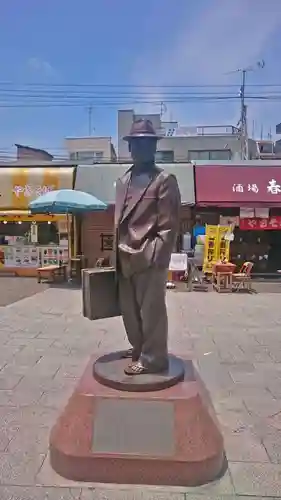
{"left": 123, "top": 119, "right": 163, "bottom": 141}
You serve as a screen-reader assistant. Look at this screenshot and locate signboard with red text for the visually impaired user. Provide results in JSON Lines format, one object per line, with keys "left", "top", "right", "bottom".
{"left": 239, "top": 217, "right": 281, "bottom": 230}
{"left": 195, "top": 165, "right": 281, "bottom": 206}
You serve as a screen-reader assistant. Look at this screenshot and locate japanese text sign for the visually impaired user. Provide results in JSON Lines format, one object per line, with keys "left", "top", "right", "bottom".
{"left": 195, "top": 165, "right": 281, "bottom": 205}
{"left": 239, "top": 217, "right": 281, "bottom": 230}
{"left": 0, "top": 167, "right": 74, "bottom": 209}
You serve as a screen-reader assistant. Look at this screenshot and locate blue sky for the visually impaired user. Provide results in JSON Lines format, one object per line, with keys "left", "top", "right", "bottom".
{"left": 0, "top": 0, "right": 281, "bottom": 156}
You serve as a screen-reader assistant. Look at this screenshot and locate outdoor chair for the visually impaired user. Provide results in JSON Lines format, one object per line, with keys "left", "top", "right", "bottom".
{"left": 232, "top": 261, "right": 254, "bottom": 293}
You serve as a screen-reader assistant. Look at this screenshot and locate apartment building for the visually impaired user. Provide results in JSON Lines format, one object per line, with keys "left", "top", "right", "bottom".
{"left": 118, "top": 109, "right": 259, "bottom": 162}
{"left": 64, "top": 136, "right": 117, "bottom": 163}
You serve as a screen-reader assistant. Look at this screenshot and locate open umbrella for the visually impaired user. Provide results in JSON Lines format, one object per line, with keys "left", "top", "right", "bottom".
{"left": 29, "top": 189, "right": 107, "bottom": 214}
{"left": 29, "top": 189, "right": 107, "bottom": 280}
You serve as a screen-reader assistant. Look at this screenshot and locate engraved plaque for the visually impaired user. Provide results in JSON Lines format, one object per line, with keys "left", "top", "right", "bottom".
{"left": 93, "top": 399, "right": 175, "bottom": 456}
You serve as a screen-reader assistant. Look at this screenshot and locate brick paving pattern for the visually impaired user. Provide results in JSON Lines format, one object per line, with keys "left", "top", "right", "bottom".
{"left": 0, "top": 277, "right": 49, "bottom": 306}
{"left": 0, "top": 285, "right": 280, "bottom": 498}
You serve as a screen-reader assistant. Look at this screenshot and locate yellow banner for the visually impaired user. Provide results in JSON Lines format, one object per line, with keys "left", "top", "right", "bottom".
{"left": 203, "top": 225, "right": 231, "bottom": 274}
{"left": 0, "top": 167, "right": 74, "bottom": 209}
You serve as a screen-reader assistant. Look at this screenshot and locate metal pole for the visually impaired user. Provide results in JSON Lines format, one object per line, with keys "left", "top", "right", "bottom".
{"left": 240, "top": 69, "right": 248, "bottom": 160}
{"left": 88, "top": 106, "right": 93, "bottom": 136}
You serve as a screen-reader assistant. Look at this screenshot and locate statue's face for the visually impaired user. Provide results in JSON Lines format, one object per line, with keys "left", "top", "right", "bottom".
{"left": 129, "top": 137, "right": 157, "bottom": 163}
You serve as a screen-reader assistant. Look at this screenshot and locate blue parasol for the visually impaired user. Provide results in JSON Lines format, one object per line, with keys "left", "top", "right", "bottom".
{"left": 29, "top": 189, "right": 107, "bottom": 214}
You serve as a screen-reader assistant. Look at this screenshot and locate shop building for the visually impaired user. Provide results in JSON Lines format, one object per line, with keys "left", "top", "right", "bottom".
{"left": 194, "top": 161, "right": 281, "bottom": 274}
{"left": 74, "top": 163, "right": 195, "bottom": 267}
{"left": 0, "top": 166, "right": 74, "bottom": 276}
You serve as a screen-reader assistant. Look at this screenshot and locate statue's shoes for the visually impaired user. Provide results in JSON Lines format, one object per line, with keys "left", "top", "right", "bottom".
{"left": 124, "top": 361, "right": 148, "bottom": 375}
{"left": 124, "top": 361, "right": 168, "bottom": 376}
{"left": 121, "top": 348, "right": 140, "bottom": 361}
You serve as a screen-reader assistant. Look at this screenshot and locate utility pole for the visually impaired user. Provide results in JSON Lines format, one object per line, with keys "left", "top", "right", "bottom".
{"left": 229, "top": 60, "right": 265, "bottom": 160}
{"left": 239, "top": 69, "right": 248, "bottom": 161}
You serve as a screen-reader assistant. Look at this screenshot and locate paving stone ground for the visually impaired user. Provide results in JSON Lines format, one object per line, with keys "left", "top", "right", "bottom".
{"left": 0, "top": 276, "right": 49, "bottom": 306}
{"left": 0, "top": 286, "right": 281, "bottom": 498}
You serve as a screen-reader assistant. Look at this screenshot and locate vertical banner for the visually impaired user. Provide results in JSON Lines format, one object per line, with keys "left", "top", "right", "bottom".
{"left": 203, "top": 225, "right": 231, "bottom": 274}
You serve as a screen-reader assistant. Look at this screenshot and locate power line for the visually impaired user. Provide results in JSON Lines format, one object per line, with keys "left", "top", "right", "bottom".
{"left": 0, "top": 96, "right": 280, "bottom": 108}
{"left": 0, "top": 81, "right": 280, "bottom": 88}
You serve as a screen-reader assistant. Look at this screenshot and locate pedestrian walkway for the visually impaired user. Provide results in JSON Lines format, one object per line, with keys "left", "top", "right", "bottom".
{"left": 0, "top": 287, "right": 281, "bottom": 498}
{"left": 0, "top": 276, "right": 49, "bottom": 306}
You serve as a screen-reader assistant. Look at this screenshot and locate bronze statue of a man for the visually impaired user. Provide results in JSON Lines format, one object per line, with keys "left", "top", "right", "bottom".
{"left": 115, "top": 119, "right": 181, "bottom": 375}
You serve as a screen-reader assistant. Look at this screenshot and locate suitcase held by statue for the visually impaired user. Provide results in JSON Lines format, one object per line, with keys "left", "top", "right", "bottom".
{"left": 82, "top": 268, "right": 121, "bottom": 321}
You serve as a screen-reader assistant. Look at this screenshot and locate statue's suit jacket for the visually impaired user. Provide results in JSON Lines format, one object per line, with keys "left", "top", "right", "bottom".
{"left": 114, "top": 164, "right": 181, "bottom": 278}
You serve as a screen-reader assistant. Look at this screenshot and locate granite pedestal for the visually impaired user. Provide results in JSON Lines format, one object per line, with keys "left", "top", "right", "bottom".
{"left": 49, "top": 351, "right": 225, "bottom": 486}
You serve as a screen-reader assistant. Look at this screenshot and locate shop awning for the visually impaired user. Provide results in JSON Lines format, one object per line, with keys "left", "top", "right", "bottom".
{"left": 0, "top": 211, "right": 66, "bottom": 222}
{"left": 75, "top": 163, "right": 195, "bottom": 205}
{"left": 0, "top": 167, "right": 74, "bottom": 210}
{"left": 195, "top": 164, "right": 281, "bottom": 207}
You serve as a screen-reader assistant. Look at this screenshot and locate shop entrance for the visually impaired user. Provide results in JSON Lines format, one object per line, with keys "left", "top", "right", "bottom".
{"left": 267, "top": 230, "right": 281, "bottom": 273}
{"left": 231, "top": 227, "right": 281, "bottom": 277}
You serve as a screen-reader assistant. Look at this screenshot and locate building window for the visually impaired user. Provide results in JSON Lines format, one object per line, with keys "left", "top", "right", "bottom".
{"left": 188, "top": 150, "right": 231, "bottom": 161}
{"left": 188, "top": 151, "right": 209, "bottom": 161}
{"left": 69, "top": 151, "right": 104, "bottom": 161}
{"left": 94, "top": 151, "right": 104, "bottom": 160}
{"left": 100, "top": 233, "right": 114, "bottom": 251}
{"left": 209, "top": 150, "right": 231, "bottom": 160}
{"left": 155, "top": 150, "right": 175, "bottom": 162}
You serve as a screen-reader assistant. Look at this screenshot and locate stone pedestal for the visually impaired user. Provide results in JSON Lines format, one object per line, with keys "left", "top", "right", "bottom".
{"left": 49, "top": 352, "right": 225, "bottom": 486}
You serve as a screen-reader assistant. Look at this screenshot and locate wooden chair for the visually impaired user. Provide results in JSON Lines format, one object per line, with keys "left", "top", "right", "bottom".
{"left": 232, "top": 261, "right": 254, "bottom": 292}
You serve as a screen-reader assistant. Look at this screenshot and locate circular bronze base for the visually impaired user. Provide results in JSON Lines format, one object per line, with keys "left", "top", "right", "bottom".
{"left": 93, "top": 351, "right": 185, "bottom": 392}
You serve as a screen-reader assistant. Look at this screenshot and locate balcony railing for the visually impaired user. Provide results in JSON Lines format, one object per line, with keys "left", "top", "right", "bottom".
{"left": 158, "top": 125, "right": 240, "bottom": 138}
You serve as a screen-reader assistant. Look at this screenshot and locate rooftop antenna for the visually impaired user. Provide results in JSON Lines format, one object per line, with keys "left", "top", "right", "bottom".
{"left": 268, "top": 127, "right": 272, "bottom": 140}
{"left": 86, "top": 105, "right": 94, "bottom": 136}
{"left": 160, "top": 101, "right": 167, "bottom": 118}
{"left": 252, "top": 120, "right": 255, "bottom": 138}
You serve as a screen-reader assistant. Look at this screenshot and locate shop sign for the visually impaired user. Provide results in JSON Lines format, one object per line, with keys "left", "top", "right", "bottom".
{"left": 12, "top": 184, "right": 55, "bottom": 198}
{"left": 195, "top": 166, "right": 281, "bottom": 205}
{"left": 232, "top": 179, "right": 281, "bottom": 195}
{"left": 239, "top": 217, "right": 281, "bottom": 230}
{"left": 0, "top": 167, "right": 74, "bottom": 209}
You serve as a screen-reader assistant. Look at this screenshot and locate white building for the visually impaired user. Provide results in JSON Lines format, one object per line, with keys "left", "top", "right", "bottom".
{"left": 118, "top": 109, "right": 259, "bottom": 162}
{"left": 64, "top": 136, "right": 117, "bottom": 163}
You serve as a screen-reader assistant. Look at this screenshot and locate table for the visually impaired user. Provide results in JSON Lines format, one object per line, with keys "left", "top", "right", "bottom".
{"left": 37, "top": 264, "right": 67, "bottom": 284}
{"left": 212, "top": 271, "right": 233, "bottom": 293}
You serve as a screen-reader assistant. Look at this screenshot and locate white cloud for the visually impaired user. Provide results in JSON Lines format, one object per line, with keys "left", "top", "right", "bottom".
{"left": 132, "top": 0, "right": 281, "bottom": 126}
{"left": 27, "top": 57, "right": 58, "bottom": 78}
{"left": 135, "top": 0, "right": 281, "bottom": 84}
